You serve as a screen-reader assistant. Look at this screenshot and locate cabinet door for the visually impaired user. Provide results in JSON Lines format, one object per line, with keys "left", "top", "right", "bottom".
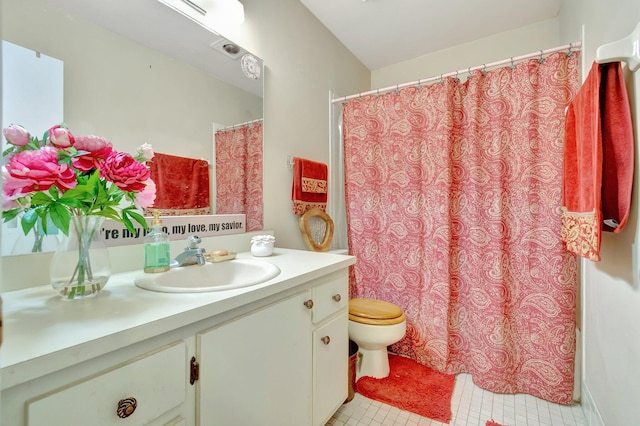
{"left": 313, "top": 312, "right": 348, "bottom": 426}
{"left": 198, "top": 290, "right": 312, "bottom": 426}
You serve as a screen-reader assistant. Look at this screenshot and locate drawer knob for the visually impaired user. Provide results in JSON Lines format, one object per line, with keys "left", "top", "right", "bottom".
{"left": 117, "top": 397, "right": 137, "bottom": 418}
{"left": 303, "top": 299, "right": 314, "bottom": 309}
{"left": 332, "top": 294, "right": 342, "bottom": 302}
{"left": 321, "top": 336, "right": 331, "bottom": 345}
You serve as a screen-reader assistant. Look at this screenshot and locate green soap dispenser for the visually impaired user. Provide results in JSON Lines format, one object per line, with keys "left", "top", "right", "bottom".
{"left": 144, "top": 211, "right": 170, "bottom": 273}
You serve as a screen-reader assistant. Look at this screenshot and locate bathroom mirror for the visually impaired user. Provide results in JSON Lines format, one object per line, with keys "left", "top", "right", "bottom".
{"left": 1, "top": 0, "right": 264, "bottom": 255}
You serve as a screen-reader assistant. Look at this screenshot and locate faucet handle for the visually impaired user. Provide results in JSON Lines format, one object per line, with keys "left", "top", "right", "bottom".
{"left": 186, "top": 235, "right": 202, "bottom": 249}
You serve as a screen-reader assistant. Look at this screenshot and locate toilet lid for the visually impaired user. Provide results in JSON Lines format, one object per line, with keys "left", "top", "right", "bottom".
{"left": 349, "top": 298, "right": 405, "bottom": 325}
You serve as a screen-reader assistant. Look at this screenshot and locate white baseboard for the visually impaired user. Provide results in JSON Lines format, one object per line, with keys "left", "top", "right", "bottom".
{"left": 582, "top": 382, "right": 605, "bottom": 426}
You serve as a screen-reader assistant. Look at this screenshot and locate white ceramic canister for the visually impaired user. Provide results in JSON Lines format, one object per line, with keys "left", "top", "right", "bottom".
{"left": 251, "top": 235, "right": 275, "bottom": 256}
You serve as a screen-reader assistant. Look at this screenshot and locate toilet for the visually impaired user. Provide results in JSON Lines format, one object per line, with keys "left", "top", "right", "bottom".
{"left": 348, "top": 298, "right": 407, "bottom": 380}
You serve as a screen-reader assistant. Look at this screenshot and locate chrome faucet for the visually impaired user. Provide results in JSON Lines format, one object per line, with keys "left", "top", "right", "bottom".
{"left": 173, "top": 235, "right": 206, "bottom": 267}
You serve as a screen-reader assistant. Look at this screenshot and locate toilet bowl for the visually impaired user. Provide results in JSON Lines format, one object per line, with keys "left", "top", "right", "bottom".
{"left": 348, "top": 298, "right": 406, "bottom": 380}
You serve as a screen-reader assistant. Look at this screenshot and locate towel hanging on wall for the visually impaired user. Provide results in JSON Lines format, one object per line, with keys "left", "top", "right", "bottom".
{"left": 148, "top": 152, "right": 211, "bottom": 216}
{"left": 291, "top": 157, "right": 328, "bottom": 215}
{"left": 561, "top": 61, "right": 634, "bottom": 261}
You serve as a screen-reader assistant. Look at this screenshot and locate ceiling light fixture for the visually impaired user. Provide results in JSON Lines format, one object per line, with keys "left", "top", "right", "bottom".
{"left": 165, "top": 0, "right": 245, "bottom": 28}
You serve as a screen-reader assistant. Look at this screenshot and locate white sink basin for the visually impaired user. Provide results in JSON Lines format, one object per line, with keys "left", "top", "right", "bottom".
{"left": 134, "top": 259, "right": 281, "bottom": 293}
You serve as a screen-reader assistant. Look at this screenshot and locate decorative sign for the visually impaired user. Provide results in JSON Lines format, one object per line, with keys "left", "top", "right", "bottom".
{"left": 100, "top": 214, "right": 246, "bottom": 247}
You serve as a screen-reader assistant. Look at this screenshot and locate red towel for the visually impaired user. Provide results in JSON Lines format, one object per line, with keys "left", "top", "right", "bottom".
{"left": 292, "top": 157, "right": 328, "bottom": 215}
{"left": 561, "top": 61, "right": 634, "bottom": 261}
{"left": 148, "top": 152, "right": 211, "bottom": 216}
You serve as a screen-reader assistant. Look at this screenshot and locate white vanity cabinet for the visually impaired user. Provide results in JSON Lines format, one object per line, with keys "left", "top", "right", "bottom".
{"left": 197, "top": 290, "right": 313, "bottom": 425}
{"left": 1, "top": 249, "right": 355, "bottom": 426}
{"left": 195, "top": 269, "right": 349, "bottom": 426}
{"left": 10, "top": 341, "right": 193, "bottom": 426}
{"left": 310, "top": 273, "right": 349, "bottom": 426}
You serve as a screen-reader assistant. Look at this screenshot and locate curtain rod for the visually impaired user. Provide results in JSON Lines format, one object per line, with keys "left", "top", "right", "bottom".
{"left": 331, "top": 41, "right": 582, "bottom": 104}
{"left": 216, "top": 117, "right": 263, "bottom": 132}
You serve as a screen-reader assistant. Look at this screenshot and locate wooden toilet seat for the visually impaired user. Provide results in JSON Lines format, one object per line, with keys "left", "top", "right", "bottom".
{"left": 349, "top": 298, "right": 406, "bottom": 325}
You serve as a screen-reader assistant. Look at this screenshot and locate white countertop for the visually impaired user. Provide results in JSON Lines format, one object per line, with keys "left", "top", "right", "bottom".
{"left": 0, "top": 248, "right": 355, "bottom": 391}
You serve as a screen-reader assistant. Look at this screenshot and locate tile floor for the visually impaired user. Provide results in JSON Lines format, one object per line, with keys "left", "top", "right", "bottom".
{"left": 327, "top": 373, "right": 587, "bottom": 426}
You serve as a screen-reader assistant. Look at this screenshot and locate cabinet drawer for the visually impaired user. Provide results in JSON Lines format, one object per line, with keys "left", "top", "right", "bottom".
{"left": 27, "top": 342, "right": 187, "bottom": 426}
{"left": 312, "top": 273, "right": 348, "bottom": 323}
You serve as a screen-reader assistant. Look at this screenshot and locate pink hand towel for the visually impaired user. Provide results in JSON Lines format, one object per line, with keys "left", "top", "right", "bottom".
{"left": 561, "top": 61, "right": 634, "bottom": 261}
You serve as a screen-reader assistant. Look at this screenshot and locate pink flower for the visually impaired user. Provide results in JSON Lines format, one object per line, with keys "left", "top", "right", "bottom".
{"left": 3, "top": 124, "right": 30, "bottom": 146}
{"left": 100, "top": 151, "right": 150, "bottom": 192}
{"left": 5, "top": 146, "right": 77, "bottom": 194}
{"left": 2, "top": 166, "right": 28, "bottom": 209}
{"left": 134, "top": 179, "right": 157, "bottom": 209}
{"left": 73, "top": 135, "right": 114, "bottom": 172}
{"left": 47, "top": 125, "right": 75, "bottom": 148}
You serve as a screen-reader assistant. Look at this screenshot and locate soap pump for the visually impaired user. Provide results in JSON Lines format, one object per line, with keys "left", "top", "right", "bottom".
{"left": 144, "top": 211, "right": 170, "bottom": 273}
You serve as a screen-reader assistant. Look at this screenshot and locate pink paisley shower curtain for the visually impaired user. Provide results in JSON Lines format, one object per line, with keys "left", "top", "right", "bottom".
{"left": 215, "top": 121, "right": 263, "bottom": 231}
{"left": 343, "top": 52, "right": 580, "bottom": 404}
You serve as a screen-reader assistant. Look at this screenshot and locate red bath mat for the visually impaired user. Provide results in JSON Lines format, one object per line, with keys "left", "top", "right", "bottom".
{"left": 356, "top": 354, "right": 456, "bottom": 423}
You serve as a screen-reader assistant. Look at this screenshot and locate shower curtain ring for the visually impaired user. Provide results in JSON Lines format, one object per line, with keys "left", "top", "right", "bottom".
{"left": 482, "top": 64, "right": 487, "bottom": 75}
{"left": 417, "top": 79, "right": 422, "bottom": 90}
{"left": 454, "top": 70, "right": 459, "bottom": 83}
{"left": 567, "top": 44, "right": 574, "bottom": 57}
{"left": 467, "top": 66, "right": 472, "bottom": 80}
{"left": 510, "top": 57, "right": 515, "bottom": 70}
{"left": 395, "top": 84, "right": 400, "bottom": 94}
{"left": 439, "top": 74, "right": 444, "bottom": 84}
{"left": 538, "top": 50, "right": 545, "bottom": 63}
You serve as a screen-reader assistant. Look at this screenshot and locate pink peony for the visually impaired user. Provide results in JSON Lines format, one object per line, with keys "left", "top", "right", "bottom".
{"left": 48, "top": 125, "right": 75, "bottom": 148}
{"left": 3, "top": 124, "right": 30, "bottom": 146}
{"left": 134, "top": 179, "right": 156, "bottom": 209}
{"left": 5, "top": 146, "right": 77, "bottom": 194}
{"left": 100, "top": 151, "right": 150, "bottom": 192}
{"left": 2, "top": 166, "right": 28, "bottom": 209}
{"left": 73, "top": 135, "right": 114, "bottom": 172}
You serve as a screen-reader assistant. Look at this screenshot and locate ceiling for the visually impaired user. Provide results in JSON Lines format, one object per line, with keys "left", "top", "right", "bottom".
{"left": 299, "top": 0, "right": 562, "bottom": 70}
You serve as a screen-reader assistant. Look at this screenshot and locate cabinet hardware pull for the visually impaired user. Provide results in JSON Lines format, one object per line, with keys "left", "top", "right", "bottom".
{"left": 332, "top": 294, "right": 342, "bottom": 302}
{"left": 304, "top": 299, "right": 314, "bottom": 309}
{"left": 321, "top": 336, "right": 331, "bottom": 345}
{"left": 116, "top": 397, "right": 137, "bottom": 418}
{"left": 190, "top": 356, "right": 200, "bottom": 385}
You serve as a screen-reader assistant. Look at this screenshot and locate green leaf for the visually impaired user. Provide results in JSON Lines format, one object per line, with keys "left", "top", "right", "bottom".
{"left": 48, "top": 203, "right": 71, "bottom": 235}
{"left": 21, "top": 209, "right": 39, "bottom": 235}
{"left": 31, "top": 191, "right": 55, "bottom": 206}
{"left": 125, "top": 209, "right": 149, "bottom": 231}
{"left": 2, "top": 208, "right": 22, "bottom": 223}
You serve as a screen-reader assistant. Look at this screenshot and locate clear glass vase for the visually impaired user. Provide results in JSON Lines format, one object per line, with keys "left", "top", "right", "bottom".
{"left": 50, "top": 215, "right": 111, "bottom": 300}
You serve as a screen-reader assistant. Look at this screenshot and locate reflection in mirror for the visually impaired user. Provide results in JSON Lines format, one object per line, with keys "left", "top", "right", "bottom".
{"left": 1, "top": 0, "right": 264, "bottom": 255}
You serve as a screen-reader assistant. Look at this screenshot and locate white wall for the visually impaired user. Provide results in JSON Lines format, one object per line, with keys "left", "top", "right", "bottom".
{"left": 372, "top": 18, "right": 561, "bottom": 89}
{"left": 219, "top": 0, "right": 371, "bottom": 249}
{"left": 559, "top": 1, "right": 640, "bottom": 425}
